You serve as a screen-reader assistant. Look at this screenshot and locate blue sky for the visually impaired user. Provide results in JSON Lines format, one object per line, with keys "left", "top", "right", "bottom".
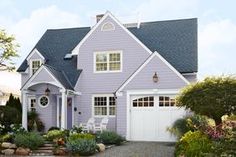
{"left": 0, "top": 0, "right": 236, "bottom": 88}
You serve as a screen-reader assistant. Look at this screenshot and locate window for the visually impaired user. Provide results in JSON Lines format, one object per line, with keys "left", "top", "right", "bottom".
{"left": 31, "top": 60, "right": 41, "bottom": 75}
{"left": 101, "top": 22, "right": 115, "bottom": 31}
{"left": 95, "top": 51, "right": 122, "bottom": 72}
{"left": 159, "top": 96, "right": 176, "bottom": 107}
{"left": 39, "top": 95, "right": 49, "bottom": 108}
{"left": 132, "top": 96, "right": 154, "bottom": 107}
{"left": 29, "top": 98, "right": 36, "bottom": 111}
{"left": 93, "top": 95, "right": 116, "bottom": 116}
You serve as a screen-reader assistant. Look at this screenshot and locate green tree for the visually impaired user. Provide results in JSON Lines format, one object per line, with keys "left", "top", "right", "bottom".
{"left": 177, "top": 76, "right": 236, "bottom": 125}
{"left": 0, "top": 94, "right": 22, "bottom": 133}
{"left": 0, "top": 29, "right": 19, "bottom": 71}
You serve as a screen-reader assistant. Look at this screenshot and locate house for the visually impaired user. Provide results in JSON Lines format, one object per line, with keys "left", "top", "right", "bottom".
{"left": 17, "top": 11, "right": 197, "bottom": 142}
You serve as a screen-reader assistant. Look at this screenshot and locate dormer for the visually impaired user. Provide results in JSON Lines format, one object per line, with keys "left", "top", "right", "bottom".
{"left": 26, "top": 48, "right": 45, "bottom": 76}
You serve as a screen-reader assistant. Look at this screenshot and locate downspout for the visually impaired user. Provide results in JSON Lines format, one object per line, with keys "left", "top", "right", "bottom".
{"left": 113, "top": 92, "right": 118, "bottom": 133}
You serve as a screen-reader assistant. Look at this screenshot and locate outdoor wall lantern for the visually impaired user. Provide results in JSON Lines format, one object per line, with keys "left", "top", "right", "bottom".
{"left": 45, "top": 84, "right": 50, "bottom": 96}
{"left": 153, "top": 72, "right": 158, "bottom": 83}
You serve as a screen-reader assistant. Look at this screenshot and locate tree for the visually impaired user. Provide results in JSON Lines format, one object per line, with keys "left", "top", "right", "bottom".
{"left": 0, "top": 94, "right": 22, "bottom": 133}
{"left": 177, "top": 76, "right": 236, "bottom": 125}
{"left": 0, "top": 29, "right": 19, "bottom": 71}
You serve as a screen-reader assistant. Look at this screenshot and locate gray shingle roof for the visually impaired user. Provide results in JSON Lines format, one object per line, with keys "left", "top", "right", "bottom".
{"left": 17, "top": 18, "right": 197, "bottom": 88}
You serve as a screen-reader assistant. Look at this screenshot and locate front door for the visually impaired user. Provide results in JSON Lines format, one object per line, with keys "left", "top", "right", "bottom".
{"left": 58, "top": 97, "right": 73, "bottom": 129}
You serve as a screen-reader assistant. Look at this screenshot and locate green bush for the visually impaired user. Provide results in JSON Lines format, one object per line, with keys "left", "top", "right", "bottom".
{"left": 44, "top": 130, "right": 66, "bottom": 141}
{"left": 70, "top": 125, "right": 83, "bottom": 134}
{"left": 0, "top": 134, "right": 13, "bottom": 143}
{"left": 48, "top": 126, "right": 60, "bottom": 131}
{"left": 168, "top": 114, "right": 209, "bottom": 139}
{"left": 175, "top": 131, "right": 212, "bottom": 157}
{"left": 14, "top": 132, "right": 44, "bottom": 150}
{"left": 98, "top": 131, "right": 124, "bottom": 145}
{"left": 66, "top": 138, "right": 97, "bottom": 156}
{"left": 28, "top": 111, "right": 45, "bottom": 132}
{"left": 69, "top": 133, "right": 95, "bottom": 141}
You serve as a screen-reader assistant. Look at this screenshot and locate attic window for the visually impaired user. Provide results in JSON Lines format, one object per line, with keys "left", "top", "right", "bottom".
{"left": 64, "top": 54, "right": 73, "bottom": 60}
{"left": 101, "top": 22, "right": 115, "bottom": 31}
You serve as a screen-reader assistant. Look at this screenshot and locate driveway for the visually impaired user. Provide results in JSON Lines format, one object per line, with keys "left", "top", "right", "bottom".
{"left": 94, "top": 142, "right": 175, "bottom": 157}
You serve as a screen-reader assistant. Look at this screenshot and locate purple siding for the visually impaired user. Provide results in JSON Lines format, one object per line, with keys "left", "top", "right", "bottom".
{"left": 75, "top": 15, "right": 151, "bottom": 130}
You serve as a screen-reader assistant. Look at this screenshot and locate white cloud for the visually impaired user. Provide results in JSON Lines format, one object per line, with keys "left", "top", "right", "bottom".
{"left": 199, "top": 19, "right": 236, "bottom": 78}
{"left": 9, "top": 5, "right": 81, "bottom": 65}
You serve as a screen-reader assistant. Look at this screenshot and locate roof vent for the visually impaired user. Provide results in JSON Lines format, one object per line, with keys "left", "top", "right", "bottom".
{"left": 96, "top": 14, "right": 104, "bottom": 23}
{"left": 64, "top": 54, "right": 73, "bottom": 60}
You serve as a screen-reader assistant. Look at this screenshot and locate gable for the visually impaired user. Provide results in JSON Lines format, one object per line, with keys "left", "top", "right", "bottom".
{"left": 26, "top": 49, "right": 45, "bottom": 61}
{"left": 117, "top": 52, "right": 189, "bottom": 93}
{"left": 72, "top": 11, "right": 152, "bottom": 56}
{"left": 21, "top": 65, "right": 64, "bottom": 90}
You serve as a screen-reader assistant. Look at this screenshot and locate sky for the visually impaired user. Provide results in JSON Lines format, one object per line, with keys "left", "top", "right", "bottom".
{"left": 0, "top": 0, "right": 236, "bottom": 90}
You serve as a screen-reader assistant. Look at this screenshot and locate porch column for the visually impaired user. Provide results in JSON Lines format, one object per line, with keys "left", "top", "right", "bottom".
{"left": 22, "top": 91, "right": 28, "bottom": 130}
{"left": 61, "top": 89, "right": 67, "bottom": 129}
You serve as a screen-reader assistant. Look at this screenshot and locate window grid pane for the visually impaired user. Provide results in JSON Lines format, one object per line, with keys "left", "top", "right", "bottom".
{"left": 159, "top": 96, "right": 176, "bottom": 107}
{"left": 94, "top": 96, "right": 115, "bottom": 116}
{"left": 132, "top": 96, "right": 154, "bottom": 107}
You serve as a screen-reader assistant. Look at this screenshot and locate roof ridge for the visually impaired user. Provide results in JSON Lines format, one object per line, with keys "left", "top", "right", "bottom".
{"left": 61, "top": 71, "right": 74, "bottom": 89}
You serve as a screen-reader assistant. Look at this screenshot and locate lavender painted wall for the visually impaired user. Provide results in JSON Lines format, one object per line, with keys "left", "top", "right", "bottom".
{"left": 75, "top": 15, "right": 151, "bottom": 130}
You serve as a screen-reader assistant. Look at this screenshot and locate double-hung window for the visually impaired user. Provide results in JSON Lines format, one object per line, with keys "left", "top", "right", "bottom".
{"left": 29, "top": 97, "right": 36, "bottom": 111}
{"left": 31, "top": 60, "right": 41, "bottom": 75}
{"left": 93, "top": 95, "right": 116, "bottom": 116}
{"left": 95, "top": 51, "right": 122, "bottom": 72}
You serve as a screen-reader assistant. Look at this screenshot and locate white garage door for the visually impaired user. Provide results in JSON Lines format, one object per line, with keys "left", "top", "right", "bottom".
{"left": 130, "top": 95, "right": 186, "bottom": 142}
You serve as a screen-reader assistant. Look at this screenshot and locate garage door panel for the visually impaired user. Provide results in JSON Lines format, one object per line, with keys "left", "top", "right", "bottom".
{"left": 130, "top": 94, "right": 186, "bottom": 142}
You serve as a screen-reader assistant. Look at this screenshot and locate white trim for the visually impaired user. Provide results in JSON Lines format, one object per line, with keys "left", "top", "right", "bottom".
{"left": 182, "top": 73, "right": 197, "bottom": 76}
{"left": 71, "top": 11, "right": 151, "bottom": 55}
{"left": 22, "top": 65, "right": 65, "bottom": 90}
{"left": 93, "top": 50, "right": 123, "bottom": 73}
{"left": 126, "top": 89, "right": 181, "bottom": 140}
{"left": 116, "top": 51, "right": 190, "bottom": 94}
{"left": 72, "top": 96, "right": 75, "bottom": 127}
{"left": 92, "top": 94, "right": 116, "bottom": 118}
{"left": 56, "top": 96, "right": 60, "bottom": 127}
{"left": 28, "top": 96, "right": 36, "bottom": 111}
{"left": 38, "top": 95, "right": 49, "bottom": 108}
{"left": 26, "top": 48, "right": 45, "bottom": 61}
{"left": 101, "top": 21, "right": 115, "bottom": 31}
{"left": 30, "top": 59, "right": 42, "bottom": 76}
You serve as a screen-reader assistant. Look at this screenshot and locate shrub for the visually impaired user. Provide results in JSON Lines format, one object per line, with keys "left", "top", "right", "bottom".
{"left": 14, "top": 132, "right": 44, "bottom": 150}
{"left": 28, "top": 111, "right": 45, "bottom": 132}
{"left": 175, "top": 131, "right": 212, "bottom": 157}
{"left": 70, "top": 125, "right": 83, "bottom": 134}
{"left": 168, "top": 114, "right": 209, "bottom": 139}
{"left": 44, "top": 130, "right": 66, "bottom": 141}
{"left": 69, "top": 133, "right": 95, "bottom": 141}
{"left": 48, "top": 126, "right": 60, "bottom": 131}
{"left": 98, "top": 131, "right": 124, "bottom": 145}
{"left": 0, "top": 134, "right": 13, "bottom": 143}
{"left": 66, "top": 138, "right": 97, "bottom": 156}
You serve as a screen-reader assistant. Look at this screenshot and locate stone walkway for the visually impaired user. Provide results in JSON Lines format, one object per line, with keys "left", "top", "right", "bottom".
{"left": 93, "top": 142, "right": 175, "bottom": 157}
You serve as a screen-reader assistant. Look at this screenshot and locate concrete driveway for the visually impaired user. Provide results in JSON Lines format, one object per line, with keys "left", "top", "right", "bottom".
{"left": 94, "top": 142, "right": 175, "bottom": 157}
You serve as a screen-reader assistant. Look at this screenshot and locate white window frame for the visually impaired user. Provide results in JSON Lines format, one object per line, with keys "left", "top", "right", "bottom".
{"left": 28, "top": 96, "right": 36, "bottom": 111}
{"left": 94, "top": 50, "right": 122, "bottom": 73}
{"left": 92, "top": 94, "right": 116, "bottom": 117}
{"left": 38, "top": 95, "right": 49, "bottom": 108}
{"left": 101, "top": 22, "right": 115, "bottom": 31}
{"left": 30, "top": 59, "right": 42, "bottom": 76}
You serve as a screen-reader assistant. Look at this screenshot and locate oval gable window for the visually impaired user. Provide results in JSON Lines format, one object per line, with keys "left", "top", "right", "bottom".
{"left": 39, "top": 95, "right": 49, "bottom": 108}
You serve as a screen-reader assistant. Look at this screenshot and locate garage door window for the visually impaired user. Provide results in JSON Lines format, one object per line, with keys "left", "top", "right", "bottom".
{"left": 159, "top": 96, "right": 176, "bottom": 107}
{"left": 132, "top": 96, "right": 154, "bottom": 107}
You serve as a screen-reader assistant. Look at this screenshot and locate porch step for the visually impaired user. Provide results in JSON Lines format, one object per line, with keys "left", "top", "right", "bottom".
{"left": 37, "top": 146, "right": 54, "bottom": 150}
{"left": 30, "top": 150, "right": 54, "bottom": 156}
{"left": 43, "top": 143, "right": 54, "bottom": 147}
